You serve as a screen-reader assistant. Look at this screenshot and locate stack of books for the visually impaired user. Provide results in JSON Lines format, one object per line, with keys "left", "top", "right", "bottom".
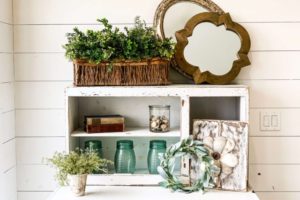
{"left": 84, "top": 115, "right": 125, "bottom": 133}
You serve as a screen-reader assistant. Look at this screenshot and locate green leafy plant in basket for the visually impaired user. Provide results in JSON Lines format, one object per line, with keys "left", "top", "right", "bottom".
{"left": 63, "top": 17, "right": 175, "bottom": 64}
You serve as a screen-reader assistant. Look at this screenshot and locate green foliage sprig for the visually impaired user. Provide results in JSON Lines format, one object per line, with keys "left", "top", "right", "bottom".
{"left": 157, "top": 138, "right": 219, "bottom": 193}
{"left": 46, "top": 149, "right": 113, "bottom": 186}
{"left": 63, "top": 17, "right": 175, "bottom": 63}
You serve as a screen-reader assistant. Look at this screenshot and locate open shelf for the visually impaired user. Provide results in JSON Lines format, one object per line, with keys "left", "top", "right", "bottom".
{"left": 71, "top": 127, "right": 181, "bottom": 137}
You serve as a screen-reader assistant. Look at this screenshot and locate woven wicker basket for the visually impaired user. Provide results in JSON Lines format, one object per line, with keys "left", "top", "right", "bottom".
{"left": 73, "top": 58, "right": 170, "bottom": 86}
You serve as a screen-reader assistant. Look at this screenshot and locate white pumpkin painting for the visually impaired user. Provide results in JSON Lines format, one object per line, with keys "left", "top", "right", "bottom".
{"left": 192, "top": 120, "right": 248, "bottom": 191}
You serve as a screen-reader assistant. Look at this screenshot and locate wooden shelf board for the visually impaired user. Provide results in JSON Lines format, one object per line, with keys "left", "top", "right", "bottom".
{"left": 71, "top": 127, "right": 181, "bottom": 137}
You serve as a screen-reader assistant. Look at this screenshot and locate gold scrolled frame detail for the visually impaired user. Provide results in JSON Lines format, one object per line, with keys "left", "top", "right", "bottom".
{"left": 175, "top": 12, "right": 251, "bottom": 84}
{"left": 153, "top": 0, "right": 225, "bottom": 79}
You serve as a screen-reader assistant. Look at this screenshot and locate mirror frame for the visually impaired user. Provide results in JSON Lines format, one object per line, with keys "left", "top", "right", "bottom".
{"left": 175, "top": 12, "right": 251, "bottom": 84}
{"left": 153, "top": 0, "right": 225, "bottom": 79}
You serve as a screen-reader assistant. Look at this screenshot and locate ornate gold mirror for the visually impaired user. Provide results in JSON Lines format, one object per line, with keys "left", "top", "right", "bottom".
{"left": 154, "top": 0, "right": 251, "bottom": 84}
{"left": 153, "top": 0, "right": 225, "bottom": 79}
{"left": 175, "top": 12, "right": 251, "bottom": 84}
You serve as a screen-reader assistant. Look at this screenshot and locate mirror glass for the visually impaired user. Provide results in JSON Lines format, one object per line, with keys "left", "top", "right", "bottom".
{"left": 163, "top": 2, "right": 207, "bottom": 41}
{"left": 184, "top": 23, "right": 241, "bottom": 75}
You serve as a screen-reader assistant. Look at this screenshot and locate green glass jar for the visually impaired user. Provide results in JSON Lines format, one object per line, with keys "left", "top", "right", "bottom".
{"left": 84, "top": 140, "right": 103, "bottom": 174}
{"left": 114, "top": 140, "right": 136, "bottom": 173}
{"left": 147, "top": 140, "right": 166, "bottom": 174}
{"left": 84, "top": 140, "right": 103, "bottom": 158}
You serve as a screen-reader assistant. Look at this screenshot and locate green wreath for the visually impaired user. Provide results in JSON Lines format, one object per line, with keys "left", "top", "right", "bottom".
{"left": 157, "top": 137, "right": 219, "bottom": 193}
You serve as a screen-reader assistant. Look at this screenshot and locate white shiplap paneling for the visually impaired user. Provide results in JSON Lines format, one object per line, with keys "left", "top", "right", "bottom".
{"left": 236, "top": 80, "right": 300, "bottom": 108}
{"left": 237, "top": 51, "right": 300, "bottom": 80}
{"left": 250, "top": 108, "right": 300, "bottom": 137}
{"left": 18, "top": 192, "right": 52, "bottom": 200}
{"left": 0, "top": 110, "right": 15, "bottom": 143}
{"left": 16, "top": 110, "right": 65, "bottom": 137}
{"left": 17, "top": 138, "right": 65, "bottom": 164}
{"left": 13, "top": 0, "right": 300, "bottom": 24}
{"left": 17, "top": 165, "right": 58, "bottom": 191}
{"left": 257, "top": 192, "right": 300, "bottom": 200}
{"left": 0, "top": 23, "right": 13, "bottom": 52}
{"left": 249, "top": 165, "right": 300, "bottom": 191}
{"left": 15, "top": 53, "right": 72, "bottom": 81}
{"left": 0, "top": 139, "right": 16, "bottom": 173}
{"left": 15, "top": 82, "right": 71, "bottom": 109}
{"left": 0, "top": 53, "right": 14, "bottom": 83}
{"left": 0, "top": 0, "right": 12, "bottom": 24}
{"left": 13, "top": 0, "right": 161, "bottom": 24}
{"left": 14, "top": 23, "right": 300, "bottom": 53}
{"left": 0, "top": 82, "right": 14, "bottom": 113}
{"left": 0, "top": 168, "right": 17, "bottom": 200}
{"left": 249, "top": 137, "right": 300, "bottom": 164}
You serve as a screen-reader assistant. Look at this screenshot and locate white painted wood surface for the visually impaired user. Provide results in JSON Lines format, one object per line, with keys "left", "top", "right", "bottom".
{"left": 0, "top": 82, "right": 14, "bottom": 112}
{"left": 249, "top": 165, "right": 300, "bottom": 191}
{"left": 16, "top": 138, "right": 65, "bottom": 164}
{"left": 16, "top": 110, "right": 65, "bottom": 137}
{"left": 0, "top": 168, "right": 17, "bottom": 200}
{"left": 257, "top": 192, "right": 300, "bottom": 200}
{"left": 0, "top": 110, "right": 15, "bottom": 143}
{"left": 249, "top": 137, "right": 300, "bottom": 164}
{"left": 13, "top": 23, "right": 300, "bottom": 53}
{"left": 0, "top": 0, "right": 12, "bottom": 24}
{"left": 47, "top": 186, "right": 259, "bottom": 200}
{"left": 18, "top": 192, "right": 52, "bottom": 200}
{"left": 0, "top": 54, "right": 13, "bottom": 83}
{"left": 0, "top": 23, "right": 13, "bottom": 52}
{"left": 72, "top": 127, "right": 180, "bottom": 138}
{"left": 250, "top": 109, "right": 300, "bottom": 137}
{"left": 15, "top": 82, "right": 71, "bottom": 109}
{"left": 0, "top": 140, "right": 16, "bottom": 173}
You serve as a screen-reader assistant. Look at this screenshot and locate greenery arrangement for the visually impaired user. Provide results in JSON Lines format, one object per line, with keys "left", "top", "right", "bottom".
{"left": 157, "top": 138, "right": 219, "bottom": 193}
{"left": 63, "top": 17, "right": 175, "bottom": 64}
{"left": 46, "top": 149, "right": 113, "bottom": 186}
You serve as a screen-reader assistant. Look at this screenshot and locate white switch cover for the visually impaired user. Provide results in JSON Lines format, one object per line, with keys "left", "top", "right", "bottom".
{"left": 260, "top": 111, "right": 281, "bottom": 131}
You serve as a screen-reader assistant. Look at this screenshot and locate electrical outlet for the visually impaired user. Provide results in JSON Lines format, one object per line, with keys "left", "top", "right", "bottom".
{"left": 260, "top": 111, "right": 281, "bottom": 131}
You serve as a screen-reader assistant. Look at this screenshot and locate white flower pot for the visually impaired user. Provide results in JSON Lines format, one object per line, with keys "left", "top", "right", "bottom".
{"left": 69, "top": 174, "right": 87, "bottom": 196}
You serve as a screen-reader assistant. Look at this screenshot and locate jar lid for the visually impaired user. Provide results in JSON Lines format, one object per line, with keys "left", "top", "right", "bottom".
{"left": 84, "top": 140, "right": 102, "bottom": 149}
{"left": 150, "top": 140, "right": 166, "bottom": 149}
{"left": 117, "top": 140, "right": 134, "bottom": 149}
{"left": 149, "top": 105, "right": 170, "bottom": 109}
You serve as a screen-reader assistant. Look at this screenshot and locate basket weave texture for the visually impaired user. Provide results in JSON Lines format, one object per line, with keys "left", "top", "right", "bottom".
{"left": 73, "top": 58, "right": 170, "bottom": 86}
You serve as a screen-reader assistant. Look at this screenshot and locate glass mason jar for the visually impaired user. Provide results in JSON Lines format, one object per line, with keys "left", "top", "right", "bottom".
{"left": 149, "top": 105, "right": 170, "bottom": 132}
{"left": 84, "top": 140, "right": 103, "bottom": 158}
{"left": 84, "top": 140, "right": 103, "bottom": 174}
{"left": 147, "top": 140, "right": 167, "bottom": 174}
{"left": 114, "top": 140, "right": 136, "bottom": 173}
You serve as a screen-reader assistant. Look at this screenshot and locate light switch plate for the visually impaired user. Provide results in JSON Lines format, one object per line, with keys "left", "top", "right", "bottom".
{"left": 260, "top": 111, "right": 281, "bottom": 131}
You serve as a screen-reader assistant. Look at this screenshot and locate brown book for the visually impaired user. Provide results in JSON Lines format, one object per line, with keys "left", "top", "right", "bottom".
{"left": 85, "top": 115, "right": 124, "bottom": 125}
{"left": 86, "top": 123, "right": 124, "bottom": 133}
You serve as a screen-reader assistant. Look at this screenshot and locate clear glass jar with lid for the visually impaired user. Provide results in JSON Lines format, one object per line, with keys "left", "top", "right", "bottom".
{"left": 149, "top": 105, "right": 170, "bottom": 132}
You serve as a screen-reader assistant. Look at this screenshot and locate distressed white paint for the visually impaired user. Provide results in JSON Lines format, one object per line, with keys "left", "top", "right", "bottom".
{"left": 49, "top": 186, "right": 259, "bottom": 200}
{"left": 66, "top": 86, "right": 248, "bottom": 185}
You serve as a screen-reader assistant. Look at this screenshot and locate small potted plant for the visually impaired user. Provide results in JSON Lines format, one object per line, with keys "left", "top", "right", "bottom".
{"left": 63, "top": 17, "right": 175, "bottom": 86}
{"left": 46, "top": 149, "right": 113, "bottom": 196}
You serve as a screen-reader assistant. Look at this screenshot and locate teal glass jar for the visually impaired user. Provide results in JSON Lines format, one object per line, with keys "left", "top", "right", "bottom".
{"left": 147, "top": 140, "right": 166, "bottom": 174}
{"left": 84, "top": 140, "right": 103, "bottom": 174}
{"left": 84, "top": 140, "right": 103, "bottom": 158}
{"left": 114, "top": 140, "right": 136, "bottom": 173}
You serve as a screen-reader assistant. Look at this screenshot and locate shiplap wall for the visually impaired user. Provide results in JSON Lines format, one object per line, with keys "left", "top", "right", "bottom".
{"left": 0, "top": 0, "right": 16, "bottom": 200}
{"left": 12, "top": 0, "right": 300, "bottom": 200}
